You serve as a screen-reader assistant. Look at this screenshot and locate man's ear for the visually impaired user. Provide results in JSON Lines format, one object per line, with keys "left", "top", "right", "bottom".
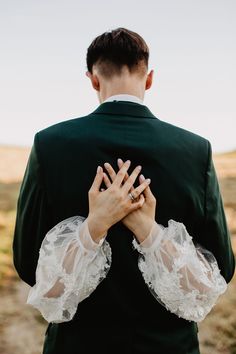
{"left": 86, "top": 71, "right": 100, "bottom": 91}
{"left": 145, "top": 69, "right": 154, "bottom": 90}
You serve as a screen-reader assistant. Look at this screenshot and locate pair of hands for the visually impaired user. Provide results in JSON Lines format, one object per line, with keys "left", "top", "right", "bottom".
{"left": 87, "top": 158, "right": 156, "bottom": 243}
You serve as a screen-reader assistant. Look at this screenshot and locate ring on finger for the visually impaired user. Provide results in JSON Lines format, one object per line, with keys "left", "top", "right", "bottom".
{"left": 128, "top": 192, "right": 136, "bottom": 201}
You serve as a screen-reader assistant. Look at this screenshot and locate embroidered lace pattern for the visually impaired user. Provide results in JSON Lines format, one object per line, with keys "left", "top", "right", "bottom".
{"left": 27, "top": 216, "right": 111, "bottom": 323}
{"left": 132, "top": 219, "right": 227, "bottom": 322}
{"left": 27, "top": 216, "right": 227, "bottom": 324}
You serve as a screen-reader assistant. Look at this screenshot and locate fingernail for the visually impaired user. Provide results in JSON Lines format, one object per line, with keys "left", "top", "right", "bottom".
{"left": 146, "top": 178, "right": 151, "bottom": 183}
{"left": 137, "top": 165, "right": 142, "bottom": 170}
{"left": 140, "top": 174, "right": 145, "bottom": 180}
{"left": 104, "top": 162, "right": 109, "bottom": 168}
{"left": 97, "top": 166, "right": 101, "bottom": 173}
{"left": 125, "top": 160, "right": 131, "bottom": 165}
{"left": 117, "top": 158, "right": 122, "bottom": 163}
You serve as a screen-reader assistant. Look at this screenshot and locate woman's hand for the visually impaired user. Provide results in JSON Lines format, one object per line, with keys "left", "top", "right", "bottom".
{"left": 87, "top": 160, "right": 151, "bottom": 242}
{"left": 102, "top": 158, "right": 156, "bottom": 243}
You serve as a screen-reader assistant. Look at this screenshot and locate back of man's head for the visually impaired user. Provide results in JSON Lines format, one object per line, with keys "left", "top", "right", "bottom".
{"left": 86, "top": 27, "right": 149, "bottom": 80}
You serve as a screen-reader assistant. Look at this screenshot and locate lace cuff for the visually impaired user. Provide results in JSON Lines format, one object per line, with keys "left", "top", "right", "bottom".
{"left": 26, "top": 216, "right": 112, "bottom": 323}
{"left": 138, "top": 221, "right": 164, "bottom": 250}
{"left": 132, "top": 219, "right": 227, "bottom": 322}
{"left": 79, "top": 217, "right": 107, "bottom": 250}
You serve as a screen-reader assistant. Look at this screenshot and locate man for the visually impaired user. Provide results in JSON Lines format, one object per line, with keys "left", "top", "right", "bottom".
{"left": 13, "top": 27, "right": 235, "bottom": 354}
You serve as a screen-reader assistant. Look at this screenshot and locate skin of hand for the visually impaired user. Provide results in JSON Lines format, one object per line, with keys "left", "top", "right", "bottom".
{"left": 102, "top": 158, "right": 157, "bottom": 243}
{"left": 87, "top": 159, "right": 151, "bottom": 242}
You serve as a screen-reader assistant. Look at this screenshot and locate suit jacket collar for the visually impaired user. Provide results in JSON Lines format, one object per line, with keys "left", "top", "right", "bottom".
{"left": 103, "top": 93, "right": 144, "bottom": 105}
{"left": 91, "top": 101, "right": 157, "bottom": 119}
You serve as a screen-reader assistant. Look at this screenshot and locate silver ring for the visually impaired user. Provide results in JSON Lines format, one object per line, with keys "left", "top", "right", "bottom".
{"left": 128, "top": 192, "right": 135, "bottom": 201}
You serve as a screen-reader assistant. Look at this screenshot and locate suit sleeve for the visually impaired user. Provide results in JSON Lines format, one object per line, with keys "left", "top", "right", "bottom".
{"left": 13, "top": 133, "right": 54, "bottom": 286}
{"left": 203, "top": 140, "right": 235, "bottom": 283}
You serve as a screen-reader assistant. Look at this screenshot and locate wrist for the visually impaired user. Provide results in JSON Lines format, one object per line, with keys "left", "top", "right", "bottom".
{"left": 87, "top": 214, "right": 109, "bottom": 242}
{"left": 132, "top": 219, "right": 155, "bottom": 243}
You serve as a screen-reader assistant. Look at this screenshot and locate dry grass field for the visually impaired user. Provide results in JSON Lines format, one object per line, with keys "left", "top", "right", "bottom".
{"left": 0, "top": 145, "right": 235, "bottom": 354}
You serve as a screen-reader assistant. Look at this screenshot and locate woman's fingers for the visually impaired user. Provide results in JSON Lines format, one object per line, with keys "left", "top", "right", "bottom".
{"left": 117, "top": 158, "right": 135, "bottom": 191}
{"left": 128, "top": 176, "right": 151, "bottom": 200}
{"left": 122, "top": 164, "right": 142, "bottom": 194}
{"left": 109, "top": 159, "right": 131, "bottom": 187}
{"left": 89, "top": 166, "right": 104, "bottom": 193}
{"left": 117, "top": 158, "right": 139, "bottom": 193}
{"left": 117, "top": 158, "right": 128, "bottom": 181}
{"left": 139, "top": 175, "right": 156, "bottom": 204}
{"left": 103, "top": 160, "right": 150, "bottom": 202}
{"left": 129, "top": 193, "right": 145, "bottom": 212}
{"left": 104, "top": 160, "right": 130, "bottom": 186}
{"left": 103, "top": 172, "right": 112, "bottom": 188}
{"left": 104, "top": 162, "right": 117, "bottom": 182}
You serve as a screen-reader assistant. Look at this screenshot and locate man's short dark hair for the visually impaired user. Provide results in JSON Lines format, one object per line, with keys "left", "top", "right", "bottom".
{"left": 86, "top": 27, "right": 149, "bottom": 79}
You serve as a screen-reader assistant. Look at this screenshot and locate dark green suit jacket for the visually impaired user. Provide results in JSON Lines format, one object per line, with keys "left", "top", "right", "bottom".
{"left": 13, "top": 101, "right": 235, "bottom": 354}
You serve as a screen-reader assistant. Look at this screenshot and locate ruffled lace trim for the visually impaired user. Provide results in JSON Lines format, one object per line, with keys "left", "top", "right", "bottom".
{"left": 132, "top": 219, "right": 227, "bottom": 322}
{"left": 27, "top": 216, "right": 112, "bottom": 323}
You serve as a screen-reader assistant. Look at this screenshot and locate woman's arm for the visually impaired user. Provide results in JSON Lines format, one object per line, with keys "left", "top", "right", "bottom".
{"left": 102, "top": 158, "right": 229, "bottom": 322}
{"left": 132, "top": 220, "right": 227, "bottom": 322}
{"left": 26, "top": 216, "right": 111, "bottom": 323}
{"left": 27, "top": 161, "right": 151, "bottom": 323}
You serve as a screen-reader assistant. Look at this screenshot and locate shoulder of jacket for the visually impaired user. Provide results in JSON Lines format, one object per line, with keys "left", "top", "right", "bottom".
{"left": 36, "top": 114, "right": 91, "bottom": 140}
{"left": 159, "top": 119, "right": 210, "bottom": 147}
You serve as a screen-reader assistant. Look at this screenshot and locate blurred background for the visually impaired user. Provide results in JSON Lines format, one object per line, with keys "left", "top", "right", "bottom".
{"left": 0, "top": 0, "right": 235, "bottom": 353}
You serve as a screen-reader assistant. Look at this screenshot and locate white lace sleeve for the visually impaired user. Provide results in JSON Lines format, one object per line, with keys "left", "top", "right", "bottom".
{"left": 132, "top": 220, "right": 227, "bottom": 322}
{"left": 26, "top": 216, "right": 112, "bottom": 323}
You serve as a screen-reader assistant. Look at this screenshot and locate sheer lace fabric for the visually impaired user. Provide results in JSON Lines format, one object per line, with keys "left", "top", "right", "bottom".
{"left": 133, "top": 220, "right": 227, "bottom": 322}
{"left": 27, "top": 216, "right": 227, "bottom": 324}
{"left": 26, "top": 216, "right": 111, "bottom": 323}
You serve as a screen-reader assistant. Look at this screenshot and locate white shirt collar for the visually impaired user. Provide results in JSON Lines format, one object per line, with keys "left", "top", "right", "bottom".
{"left": 103, "top": 94, "right": 144, "bottom": 105}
